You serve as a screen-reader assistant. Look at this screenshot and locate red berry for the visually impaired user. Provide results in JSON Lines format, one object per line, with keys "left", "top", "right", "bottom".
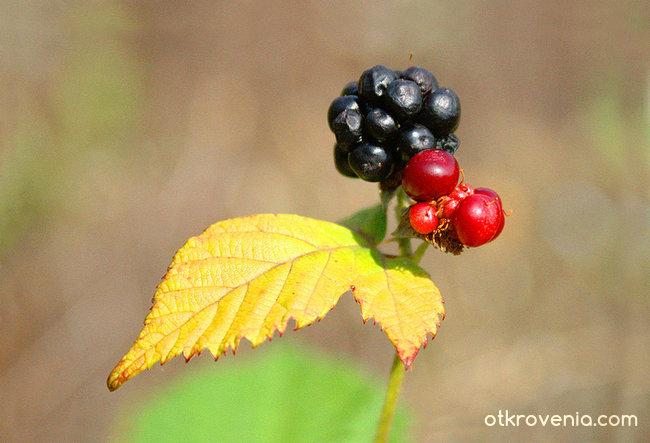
{"left": 449, "top": 183, "right": 474, "bottom": 201}
{"left": 441, "top": 184, "right": 475, "bottom": 219}
{"left": 474, "top": 188, "right": 505, "bottom": 241}
{"left": 459, "top": 183, "right": 474, "bottom": 193}
{"left": 402, "top": 150, "right": 459, "bottom": 201}
{"left": 452, "top": 194, "right": 502, "bottom": 247}
{"left": 409, "top": 202, "right": 439, "bottom": 234}
{"left": 441, "top": 197, "right": 460, "bottom": 219}
{"left": 474, "top": 187, "right": 501, "bottom": 208}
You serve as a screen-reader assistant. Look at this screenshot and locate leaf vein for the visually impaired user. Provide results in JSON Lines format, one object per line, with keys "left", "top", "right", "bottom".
{"left": 135, "top": 245, "right": 361, "bottom": 363}
{"left": 301, "top": 250, "right": 333, "bottom": 318}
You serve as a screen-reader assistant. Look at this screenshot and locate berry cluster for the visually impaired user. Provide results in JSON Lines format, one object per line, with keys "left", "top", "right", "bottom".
{"left": 399, "top": 148, "right": 505, "bottom": 252}
{"left": 328, "top": 65, "right": 460, "bottom": 184}
{"left": 328, "top": 64, "right": 505, "bottom": 252}
{"left": 403, "top": 153, "right": 505, "bottom": 251}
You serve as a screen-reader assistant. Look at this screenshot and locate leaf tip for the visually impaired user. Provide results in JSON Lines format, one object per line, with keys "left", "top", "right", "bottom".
{"left": 107, "top": 369, "right": 125, "bottom": 392}
{"left": 401, "top": 354, "right": 415, "bottom": 371}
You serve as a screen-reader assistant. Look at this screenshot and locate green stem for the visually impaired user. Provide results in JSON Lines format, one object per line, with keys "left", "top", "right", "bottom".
{"left": 396, "top": 235, "right": 412, "bottom": 259}
{"left": 411, "top": 241, "right": 429, "bottom": 264}
{"left": 374, "top": 352, "right": 406, "bottom": 443}
{"left": 395, "top": 188, "right": 412, "bottom": 257}
{"left": 374, "top": 193, "right": 412, "bottom": 442}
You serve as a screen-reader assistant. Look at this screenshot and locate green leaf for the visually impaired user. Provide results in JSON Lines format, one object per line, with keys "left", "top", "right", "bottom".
{"left": 338, "top": 203, "right": 387, "bottom": 246}
{"left": 107, "top": 214, "right": 443, "bottom": 391}
{"left": 111, "top": 344, "right": 413, "bottom": 443}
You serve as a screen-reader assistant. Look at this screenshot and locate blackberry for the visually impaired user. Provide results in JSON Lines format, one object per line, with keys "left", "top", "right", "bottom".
{"left": 358, "top": 65, "right": 396, "bottom": 105}
{"left": 327, "top": 65, "right": 506, "bottom": 250}
{"left": 358, "top": 99, "right": 373, "bottom": 117}
{"left": 341, "top": 82, "right": 359, "bottom": 96}
{"left": 328, "top": 64, "right": 463, "bottom": 189}
{"left": 328, "top": 95, "right": 361, "bottom": 131}
{"left": 385, "top": 79, "right": 423, "bottom": 120}
{"left": 419, "top": 87, "right": 461, "bottom": 136}
{"left": 434, "top": 134, "right": 460, "bottom": 154}
{"left": 348, "top": 142, "right": 395, "bottom": 182}
{"left": 332, "top": 109, "right": 363, "bottom": 146}
{"left": 365, "top": 108, "right": 398, "bottom": 143}
{"left": 333, "top": 143, "right": 358, "bottom": 178}
{"left": 401, "top": 66, "right": 438, "bottom": 96}
{"left": 398, "top": 123, "right": 435, "bottom": 162}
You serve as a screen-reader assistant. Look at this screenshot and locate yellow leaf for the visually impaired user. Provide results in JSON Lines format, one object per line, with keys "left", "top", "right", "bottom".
{"left": 107, "top": 214, "right": 443, "bottom": 391}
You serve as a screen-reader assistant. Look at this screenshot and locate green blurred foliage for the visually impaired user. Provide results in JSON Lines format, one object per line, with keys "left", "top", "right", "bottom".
{"left": 0, "top": 3, "right": 143, "bottom": 255}
{"left": 581, "top": 80, "right": 650, "bottom": 193}
{"left": 112, "top": 344, "right": 412, "bottom": 443}
{"left": 0, "top": 111, "right": 54, "bottom": 252}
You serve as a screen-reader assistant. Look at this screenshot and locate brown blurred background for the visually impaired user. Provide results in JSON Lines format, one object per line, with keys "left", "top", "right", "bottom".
{"left": 1, "top": 1, "right": 648, "bottom": 441}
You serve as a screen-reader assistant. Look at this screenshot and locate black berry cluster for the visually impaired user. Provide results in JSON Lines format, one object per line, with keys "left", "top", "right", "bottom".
{"left": 329, "top": 63, "right": 506, "bottom": 253}
{"left": 328, "top": 65, "right": 461, "bottom": 184}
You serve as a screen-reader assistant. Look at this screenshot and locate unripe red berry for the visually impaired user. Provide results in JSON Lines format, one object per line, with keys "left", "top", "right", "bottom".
{"left": 452, "top": 194, "right": 502, "bottom": 247}
{"left": 474, "top": 188, "right": 505, "bottom": 241}
{"left": 441, "top": 198, "right": 461, "bottom": 220}
{"left": 409, "top": 202, "right": 439, "bottom": 234}
{"left": 442, "top": 183, "right": 475, "bottom": 219}
{"left": 402, "top": 149, "right": 459, "bottom": 202}
{"left": 449, "top": 183, "right": 474, "bottom": 201}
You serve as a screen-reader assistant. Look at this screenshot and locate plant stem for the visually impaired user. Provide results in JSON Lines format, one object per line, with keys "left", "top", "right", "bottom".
{"left": 395, "top": 188, "right": 412, "bottom": 257}
{"left": 374, "top": 351, "right": 406, "bottom": 443}
{"left": 374, "top": 193, "right": 412, "bottom": 442}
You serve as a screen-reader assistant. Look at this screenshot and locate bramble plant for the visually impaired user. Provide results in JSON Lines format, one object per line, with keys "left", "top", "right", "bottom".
{"left": 108, "top": 62, "right": 506, "bottom": 442}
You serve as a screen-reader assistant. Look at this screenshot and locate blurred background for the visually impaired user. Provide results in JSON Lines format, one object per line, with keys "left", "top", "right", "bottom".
{"left": 1, "top": 1, "right": 648, "bottom": 441}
